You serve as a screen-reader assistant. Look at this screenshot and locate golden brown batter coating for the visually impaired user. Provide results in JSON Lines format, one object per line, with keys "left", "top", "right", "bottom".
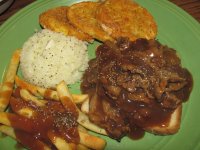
{"left": 96, "top": 0, "right": 158, "bottom": 41}
{"left": 39, "top": 6, "right": 93, "bottom": 42}
{"left": 67, "top": 2, "right": 113, "bottom": 42}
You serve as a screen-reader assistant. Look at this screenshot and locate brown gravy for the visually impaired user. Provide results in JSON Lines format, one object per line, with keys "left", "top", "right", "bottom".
{"left": 81, "top": 38, "right": 193, "bottom": 140}
{"left": 8, "top": 88, "right": 79, "bottom": 150}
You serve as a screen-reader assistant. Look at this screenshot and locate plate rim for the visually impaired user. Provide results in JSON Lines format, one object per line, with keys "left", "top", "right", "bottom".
{"left": 0, "top": 0, "right": 200, "bottom": 150}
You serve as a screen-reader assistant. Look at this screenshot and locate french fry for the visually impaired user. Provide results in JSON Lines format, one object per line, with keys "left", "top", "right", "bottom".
{"left": 56, "top": 81, "right": 107, "bottom": 135}
{"left": 0, "top": 112, "right": 33, "bottom": 133}
{"left": 48, "top": 131, "right": 90, "bottom": 150}
{"left": 80, "top": 99, "right": 106, "bottom": 135}
{"left": 0, "top": 125, "right": 16, "bottom": 139}
{"left": 2, "top": 98, "right": 106, "bottom": 150}
{"left": 56, "top": 81, "right": 78, "bottom": 114}
{"left": 10, "top": 96, "right": 37, "bottom": 119}
{"left": 15, "top": 76, "right": 89, "bottom": 103}
{"left": 16, "top": 107, "right": 35, "bottom": 119}
{"left": 48, "top": 130, "right": 90, "bottom": 150}
{"left": 0, "top": 125, "right": 51, "bottom": 150}
{"left": 0, "top": 112, "right": 54, "bottom": 149}
{"left": 78, "top": 125, "right": 88, "bottom": 133}
{"left": 77, "top": 144, "right": 90, "bottom": 150}
{"left": 0, "top": 50, "right": 20, "bottom": 111}
{"left": 48, "top": 130, "right": 77, "bottom": 150}
{"left": 0, "top": 75, "right": 107, "bottom": 149}
{"left": 81, "top": 99, "right": 89, "bottom": 114}
{"left": 79, "top": 131, "right": 106, "bottom": 150}
{"left": 72, "top": 94, "right": 89, "bottom": 104}
{"left": 20, "top": 89, "right": 47, "bottom": 106}
{"left": 15, "top": 107, "right": 89, "bottom": 150}
{"left": 15, "top": 75, "right": 56, "bottom": 98}
{"left": 12, "top": 89, "right": 81, "bottom": 150}
{"left": 78, "top": 110, "right": 107, "bottom": 135}
{"left": 56, "top": 81, "right": 106, "bottom": 149}
{"left": 0, "top": 111, "right": 76, "bottom": 150}
{"left": 56, "top": 81, "right": 74, "bottom": 102}
{"left": 0, "top": 109, "right": 77, "bottom": 150}
{"left": 0, "top": 112, "right": 11, "bottom": 126}
{"left": 10, "top": 106, "right": 80, "bottom": 150}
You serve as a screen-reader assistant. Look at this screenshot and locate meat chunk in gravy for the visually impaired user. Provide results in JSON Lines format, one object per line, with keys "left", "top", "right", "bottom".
{"left": 81, "top": 38, "right": 193, "bottom": 140}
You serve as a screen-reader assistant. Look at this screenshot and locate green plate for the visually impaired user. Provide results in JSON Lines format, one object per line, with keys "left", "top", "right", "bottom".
{"left": 0, "top": 0, "right": 200, "bottom": 149}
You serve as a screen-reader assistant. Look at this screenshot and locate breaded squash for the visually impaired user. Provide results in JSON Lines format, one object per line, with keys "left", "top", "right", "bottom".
{"left": 39, "top": 6, "right": 93, "bottom": 42}
{"left": 67, "top": 2, "right": 113, "bottom": 42}
{"left": 96, "top": 0, "right": 157, "bottom": 41}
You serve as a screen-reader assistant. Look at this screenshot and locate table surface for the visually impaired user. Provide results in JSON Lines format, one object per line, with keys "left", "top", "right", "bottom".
{"left": 0, "top": 0, "right": 200, "bottom": 26}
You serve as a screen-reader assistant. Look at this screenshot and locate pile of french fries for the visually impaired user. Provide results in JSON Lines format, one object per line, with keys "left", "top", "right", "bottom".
{"left": 0, "top": 50, "right": 107, "bottom": 150}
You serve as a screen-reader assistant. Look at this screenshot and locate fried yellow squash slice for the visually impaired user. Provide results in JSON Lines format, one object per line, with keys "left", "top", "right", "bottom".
{"left": 67, "top": 2, "right": 113, "bottom": 42}
{"left": 39, "top": 6, "right": 93, "bottom": 42}
{"left": 96, "top": 0, "right": 157, "bottom": 41}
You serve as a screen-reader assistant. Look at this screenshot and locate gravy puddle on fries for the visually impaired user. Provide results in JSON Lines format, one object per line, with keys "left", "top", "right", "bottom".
{"left": 0, "top": 50, "right": 106, "bottom": 150}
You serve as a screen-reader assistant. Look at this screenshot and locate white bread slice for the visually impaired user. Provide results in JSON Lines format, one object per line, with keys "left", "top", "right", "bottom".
{"left": 82, "top": 97, "right": 182, "bottom": 136}
{"left": 144, "top": 104, "right": 182, "bottom": 135}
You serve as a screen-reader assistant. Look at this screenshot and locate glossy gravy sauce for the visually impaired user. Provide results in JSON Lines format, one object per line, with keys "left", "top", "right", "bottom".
{"left": 8, "top": 88, "right": 79, "bottom": 150}
{"left": 81, "top": 38, "right": 193, "bottom": 140}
